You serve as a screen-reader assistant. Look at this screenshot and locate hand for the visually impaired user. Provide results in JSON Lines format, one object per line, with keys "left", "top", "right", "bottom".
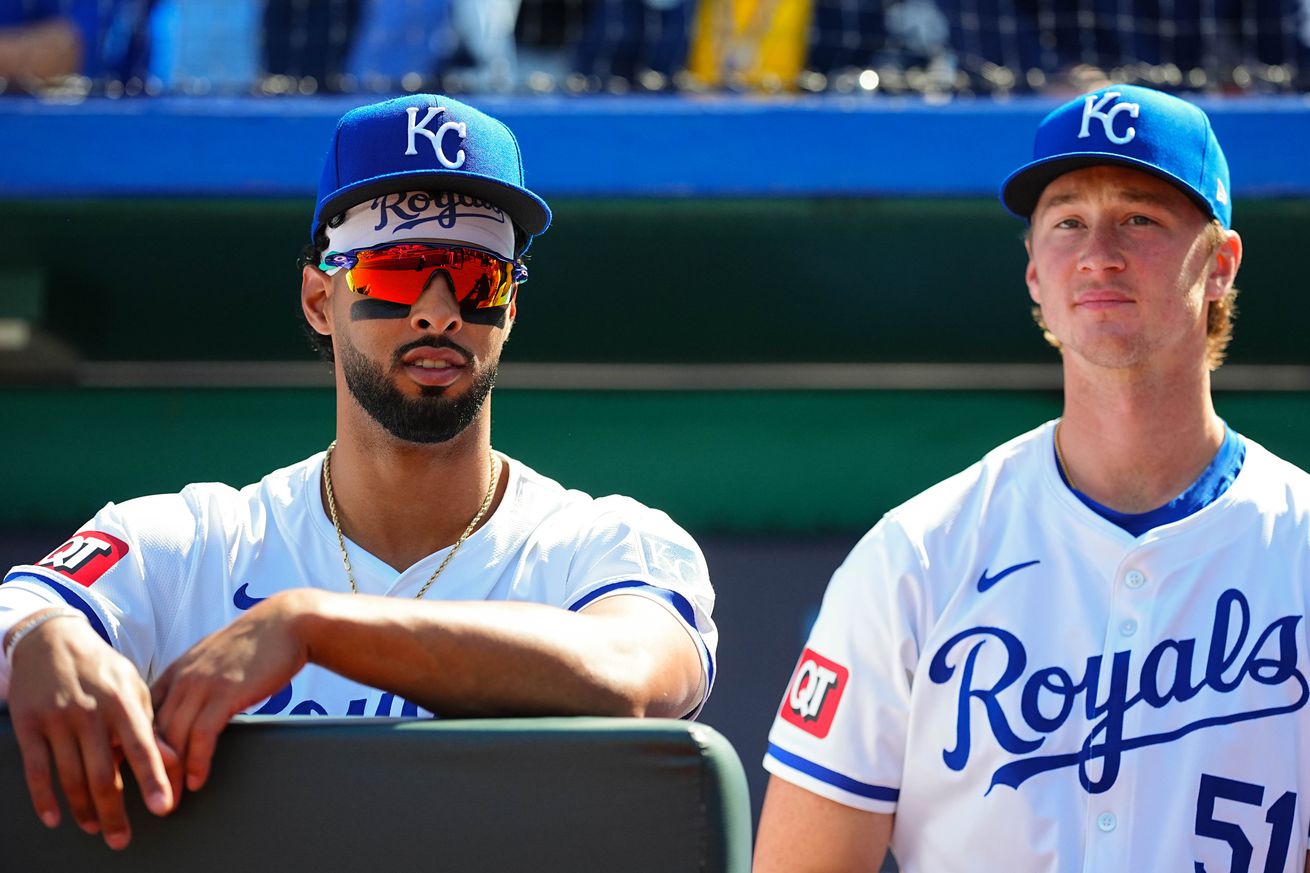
{"left": 151, "top": 590, "right": 312, "bottom": 794}
{"left": 8, "top": 612, "right": 177, "bottom": 850}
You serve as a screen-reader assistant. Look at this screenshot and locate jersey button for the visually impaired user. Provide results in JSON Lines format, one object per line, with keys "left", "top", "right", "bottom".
{"left": 1124, "top": 570, "right": 1146, "bottom": 589}
{"left": 1120, "top": 620, "right": 1138, "bottom": 637}
{"left": 1097, "top": 812, "right": 1117, "bottom": 832}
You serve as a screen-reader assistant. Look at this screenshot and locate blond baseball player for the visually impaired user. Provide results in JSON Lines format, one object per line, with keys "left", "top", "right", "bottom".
{"left": 755, "top": 85, "right": 1310, "bottom": 872}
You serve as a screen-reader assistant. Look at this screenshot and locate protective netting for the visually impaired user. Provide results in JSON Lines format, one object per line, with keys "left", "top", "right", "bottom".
{"left": 2, "top": 0, "right": 1306, "bottom": 96}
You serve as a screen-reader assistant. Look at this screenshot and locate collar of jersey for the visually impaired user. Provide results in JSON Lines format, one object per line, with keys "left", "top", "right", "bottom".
{"left": 309, "top": 450, "right": 518, "bottom": 590}
{"left": 1054, "top": 424, "right": 1246, "bottom": 537}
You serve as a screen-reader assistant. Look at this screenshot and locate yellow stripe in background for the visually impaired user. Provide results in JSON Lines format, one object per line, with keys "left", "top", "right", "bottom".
{"left": 688, "top": 0, "right": 814, "bottom": 90}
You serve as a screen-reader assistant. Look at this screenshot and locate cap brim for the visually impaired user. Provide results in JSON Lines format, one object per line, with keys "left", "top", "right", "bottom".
{"left": 1000, "top": 153, "right": 1216, "bottom": 223}
{"left": 315, "top": 170, "right": 551, "bottom": 247}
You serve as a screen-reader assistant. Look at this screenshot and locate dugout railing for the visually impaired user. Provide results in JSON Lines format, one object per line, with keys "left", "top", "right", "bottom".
{"left": 0, "top": 715, "right": 753, "bottom": 872}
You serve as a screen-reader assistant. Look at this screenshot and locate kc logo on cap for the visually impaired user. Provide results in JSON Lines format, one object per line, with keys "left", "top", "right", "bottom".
{"left": 312, "top": 94, "right": 552, "bottom": 256}
{"left": 405, "top": 106, "right": 466, "bottom": 168}
{"left": 999, "top": 84, "right": 1232, "bottom": 229}
{"left": 1078, "top": 92, "right": 1139, "bottom": 145}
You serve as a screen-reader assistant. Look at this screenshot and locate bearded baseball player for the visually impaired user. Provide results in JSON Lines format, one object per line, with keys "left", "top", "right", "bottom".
{"left": 755, "top": 85, "right": 1310, "bottom": 872}
{"left": 0, "top": 94, "right": 716, "bottom": 851}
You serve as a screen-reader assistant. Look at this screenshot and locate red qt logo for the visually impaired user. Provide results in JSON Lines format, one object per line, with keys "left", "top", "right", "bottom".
{"left": 37, "top": 532, "right": 129, "bottom": 587}
{"left": 780, "top": 648, "right": 849, "bottom": 738}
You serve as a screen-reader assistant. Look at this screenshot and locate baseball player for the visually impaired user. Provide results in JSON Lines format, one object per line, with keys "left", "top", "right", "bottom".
{"left": 754, "top": 85, "right": 1310, "bottom": 872}
{"left": 0, "top": 94, "right": 717, "bottom": 851}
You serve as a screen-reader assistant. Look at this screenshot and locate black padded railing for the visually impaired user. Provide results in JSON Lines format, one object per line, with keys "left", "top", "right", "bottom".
{"left": 0, "top": 715, "right": 753, "bottom": 872}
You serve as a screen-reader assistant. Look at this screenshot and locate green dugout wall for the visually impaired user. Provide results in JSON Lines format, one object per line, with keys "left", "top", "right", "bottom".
{"left": 4, "top": 197, "right": 1310, "bottom": 367}
{"left": 3, "top": 388, "right": 1310, "bottom": 532}
{"left": 3, "top": 194, "right": 1310, "bottom": 531}
{"left": 3, "top": 96, "right": 1308, "bottom": 534}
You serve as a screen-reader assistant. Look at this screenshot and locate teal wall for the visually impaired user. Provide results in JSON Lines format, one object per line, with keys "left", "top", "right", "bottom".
{"left": 4, "top": 388, "right": 1308, "bottom": 531}
{"left": 6, "top": 198, "right": 1309, "bottom": 365}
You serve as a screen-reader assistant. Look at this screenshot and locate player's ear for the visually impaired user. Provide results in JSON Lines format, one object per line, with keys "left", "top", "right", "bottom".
{"left": 1204, "top": 229, "right": 1242, "bottom": 301}
{"left": 1024, "top": 256, "right": 1042, "bottom": 304}
{"left": 302, "top": 265, "right": 333, "bottom": 336}
{"left": 1022, "top": 232, "right": 1042, "bottom": 304}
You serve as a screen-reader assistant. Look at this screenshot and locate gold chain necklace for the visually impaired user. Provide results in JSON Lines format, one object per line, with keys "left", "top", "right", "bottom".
{"left": 1054, "top": 422, "right": 1078, "bottom": 492}
{"left": 322, "top": 440, "right": 500, "bottom": 599}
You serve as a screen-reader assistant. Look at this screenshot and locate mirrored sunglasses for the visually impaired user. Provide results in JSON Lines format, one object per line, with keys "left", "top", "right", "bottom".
{"left": 319, "top": 243, "right": 527, "bottom": 310}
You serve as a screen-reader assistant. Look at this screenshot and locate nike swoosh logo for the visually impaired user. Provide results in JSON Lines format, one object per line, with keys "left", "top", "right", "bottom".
{"left": 977, "top": 560, "right": 1041, "bottom": 593}
{"left": 233, "top": 582, "right": 268, "bottom": 611}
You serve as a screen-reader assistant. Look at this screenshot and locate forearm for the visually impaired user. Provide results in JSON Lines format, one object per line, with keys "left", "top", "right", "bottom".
{"left": 150, "top": 585, "right": 704, "bottom": 794}
{"left": 0, "top": 20, "right": 83, "bottom": 79}
{"left": 284, "top": 589, "right": 686, "bottom": 718}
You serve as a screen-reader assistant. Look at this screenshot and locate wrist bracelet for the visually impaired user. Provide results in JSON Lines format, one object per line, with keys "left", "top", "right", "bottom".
{"left": 3, "top": 607, "right": 86, "bottom": 661}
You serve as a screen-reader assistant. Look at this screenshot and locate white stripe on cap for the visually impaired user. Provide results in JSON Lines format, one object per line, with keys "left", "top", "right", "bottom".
{"left": 325, "top": 190, "right": 516, "bottom": 260}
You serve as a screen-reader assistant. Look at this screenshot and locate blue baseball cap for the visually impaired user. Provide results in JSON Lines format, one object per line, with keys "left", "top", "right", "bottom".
{"left": 1000, "top": 85, "right": 1231, "bottom": 228}
{"left": 312, "top": 94, "right": 552, "bottom": 255}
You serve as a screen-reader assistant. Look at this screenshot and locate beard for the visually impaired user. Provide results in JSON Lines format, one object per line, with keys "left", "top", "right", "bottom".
{"left": 339, "top": 334, "right": 497, "bottom": 444}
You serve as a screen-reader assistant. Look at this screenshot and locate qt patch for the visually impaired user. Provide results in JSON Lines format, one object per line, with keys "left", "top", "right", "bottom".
{"left": 36, "top": 532, "right": 129, "bottom": 587}
{"left": 780, "top": 648, "right": 849, "bottom": 738}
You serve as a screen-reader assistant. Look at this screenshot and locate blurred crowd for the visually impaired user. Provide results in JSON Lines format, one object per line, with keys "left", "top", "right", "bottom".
{"left": 1, "top": 0, "right": 1307, "bottom": 97}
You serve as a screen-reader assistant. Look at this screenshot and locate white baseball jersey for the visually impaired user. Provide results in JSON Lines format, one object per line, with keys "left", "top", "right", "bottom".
{"left": 0, "top": 452, "right": 717, "bottom": 718}
{"left": 765, "top": 421, "right": 1310, "bottom": 872}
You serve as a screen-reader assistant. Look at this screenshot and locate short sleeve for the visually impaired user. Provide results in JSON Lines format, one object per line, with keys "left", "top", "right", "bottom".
{"left": 560, "top": 496, "right": 718, "bottom": 718}
{"left": 763, "top": 515, "right": 926, "bottom": 813}
{"left": 1, "top": 493, "right": 200, "bottom": 680}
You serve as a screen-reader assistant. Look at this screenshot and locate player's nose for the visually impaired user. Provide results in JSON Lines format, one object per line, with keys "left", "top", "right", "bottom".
{"left": 409, "top": 274, "right": 462, "bottom": 334}
{"left": 1077, "top": 221, "right": 1127, "bottom": 273}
